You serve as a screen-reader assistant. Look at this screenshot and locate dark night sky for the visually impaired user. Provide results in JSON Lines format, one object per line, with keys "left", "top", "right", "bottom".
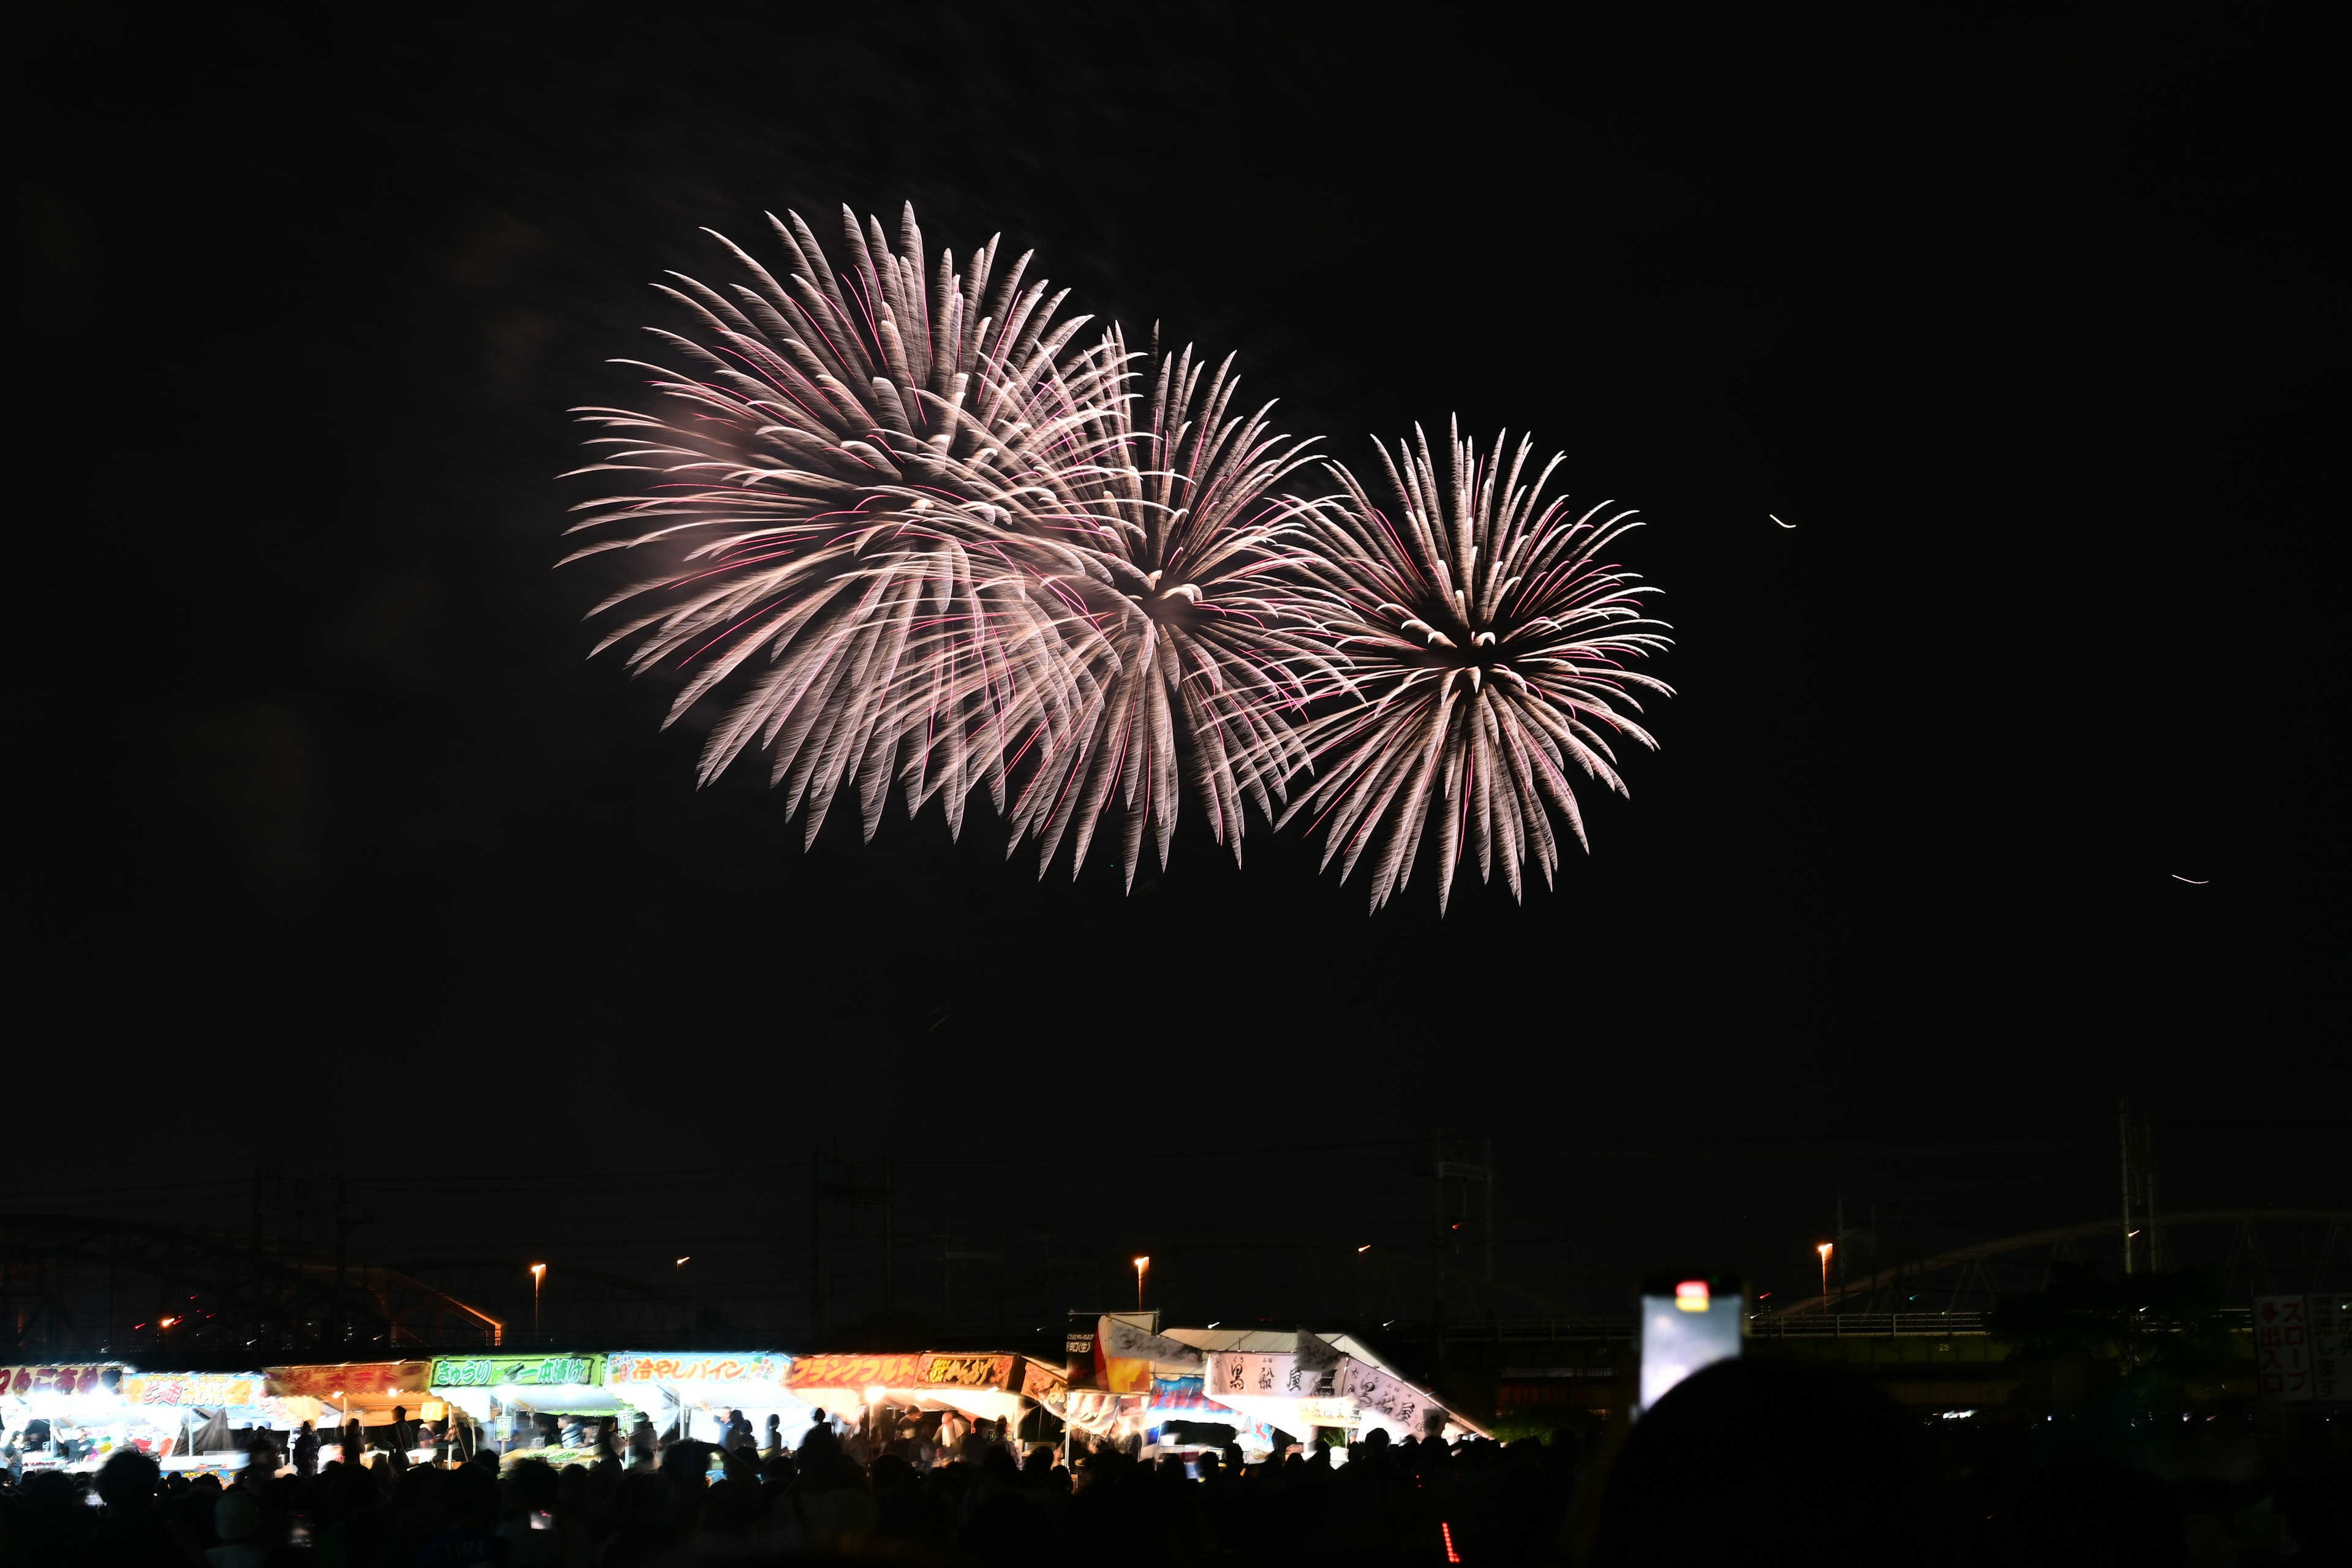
{"left": 16, "top": 6, "right": 2341, "bottom": 1332}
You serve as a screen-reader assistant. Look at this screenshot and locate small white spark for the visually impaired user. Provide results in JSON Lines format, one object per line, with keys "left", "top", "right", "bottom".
{"left": 2171, "top": 874, "right": 2209, "bottom": 884}
{"left": 1771, "top": 513, "right": 1796, "bottom": 529}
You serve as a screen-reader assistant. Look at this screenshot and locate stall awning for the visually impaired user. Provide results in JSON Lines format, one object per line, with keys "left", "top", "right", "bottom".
{"left": 605, "top": 1352, "right": 812, "bottom": 1416}
{"left": 265, "top": 1362, "right": 431, "bottom": 1411}
{"left": 782, "top": 1352, "right": 1039, "bottom": 1425}
{"left": 429, "top": 1354, "right": 624, "bottom": 1415}
{"left": 1167, "top": 1329, "right": 1487, "bottom": 1442}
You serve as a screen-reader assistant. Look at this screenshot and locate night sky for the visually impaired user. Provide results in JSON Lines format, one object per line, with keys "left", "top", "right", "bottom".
{"left": 18, "top": 7, "right": 2340, "bottom": 1335}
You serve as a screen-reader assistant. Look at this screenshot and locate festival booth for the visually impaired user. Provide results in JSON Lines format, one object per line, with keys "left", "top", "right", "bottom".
{"left": 605, "top": 1352, "right": 816, "bottom": 1449}
{"left": 429, "top": 1353, "right": 622, "bottom": 1461}
{"left": 780, "top": 1351, "right": 1059, "bottom": 1438}
{"left": 1058, "top": 1315, "right": 1243, "bottom": 1452}
{"left": 118, "top": 1371, "right": 282, "bottom": 1477}
{"left": 265, "top": 1362, "right": 439, "bottom": 1463}
{"left": 1168, "top": 1329, "right": 1486, "bottom": 1452}
{"left": 2, "top": 1363, "right": 127, "bottom": 1472}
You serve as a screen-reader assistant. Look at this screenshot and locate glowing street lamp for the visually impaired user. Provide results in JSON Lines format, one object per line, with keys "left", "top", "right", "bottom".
{"left": 530, "top": 1264, "right": 547, "bottom": 1341}
{"left": 1133, "top": 1256, "right": 1150, "bottom": 1311}
{"left": 1816, "top": 1243, "right": 1833, "bottom": 1314}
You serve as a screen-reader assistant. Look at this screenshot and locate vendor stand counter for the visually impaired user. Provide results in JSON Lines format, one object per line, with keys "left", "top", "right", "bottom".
{"left": 605, "top": 1352, "right": 814, "bottom": 1446}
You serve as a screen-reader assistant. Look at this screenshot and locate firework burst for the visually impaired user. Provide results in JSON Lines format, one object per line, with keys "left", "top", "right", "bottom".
{"left": 1279, "top": 423, "right": 1673, "bottom": 911}
{"left": 563, "top": 205, "right": 1125, "bottom": 844}
{"left": 1000, "top": 329, "right": 1338, "bottom": 886}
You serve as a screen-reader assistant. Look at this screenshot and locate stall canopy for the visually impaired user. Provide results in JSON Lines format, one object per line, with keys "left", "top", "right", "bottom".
{"left": 605, "top": 1353, "right": 815, "bottom": 1443}
{"left": 781, "top": 1352, "right": 1044, "bottom": 1427}
{"left": 429, "top": 1354, "right": 622, "bottom": 1422}
{"left": 1164, "top": 1329, "right": 1487, "bottom": 1444}
{"left": 265, "top": 1362, "right": 433, "bottom": 1427}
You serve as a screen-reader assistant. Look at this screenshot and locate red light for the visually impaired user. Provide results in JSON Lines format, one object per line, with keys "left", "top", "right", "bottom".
{"left": 1675, "top": 1281, "right": 1710, "bottom": 1312}
{"left": 1442, "top": 1521, "right": 1461, "bottom": 1563}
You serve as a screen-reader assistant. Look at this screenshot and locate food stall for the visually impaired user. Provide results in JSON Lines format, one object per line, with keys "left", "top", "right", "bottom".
{"left": 604, "top": 1352, "right": 816, "bottom": 1450}
{"left": 1174, "top": 1329, "right": 1486, "bottom": 1451}
{"left": 780, "top": 1351, "right": 1057, "bottom": 1438}
{"left": 265, "top": 1361, "right": 439, "bottom": 1462}
{"left": 429, "top": 1353, "right": 622, "bottom": 1460}
{"left": 2, "top": 1363, "right": 126, "bottom": 1472}
{"left": 119, "top": 1372, "right": 282, "bottom": 1477}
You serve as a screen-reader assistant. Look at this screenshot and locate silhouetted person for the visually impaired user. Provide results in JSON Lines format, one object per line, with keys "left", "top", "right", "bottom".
{"left": 292, "top": 1419, "right": 319, "bottom": 1477}
{"left": 387, "top": 1403, "right": 417, "bottom": 1457}
{"left": 1590, "top": 1359, "right": 1953, "bottom": 1566}
{"left": 762, "top": 1411, "right": 783, "bottom": 1458}
{"left": 88, "top": 1450, "right": 183, "bottom": 1567}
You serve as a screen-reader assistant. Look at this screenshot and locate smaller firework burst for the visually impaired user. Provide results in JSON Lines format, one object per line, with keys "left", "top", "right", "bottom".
{"left": 1279, "top": 423, "right": 1673, "bottom": 911}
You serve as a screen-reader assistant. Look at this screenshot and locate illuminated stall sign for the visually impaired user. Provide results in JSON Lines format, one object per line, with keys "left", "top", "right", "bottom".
{"left": 265, "top": 1362, "right": 431, "bottom": 1401}
{"left": 782, "top": 1352, "right": 1020, "bottom": 1393}
{"left": 1207, "top": 1352, "right": 1342, "bottom": 1403}
{"left": 122, "top": 1374, "right": 260, "bottom": 1408}
{"left": 430, "top": 1355, "right": 601, "bottom": 1389}
{"left": 3, "top": 1365, "right": 121, "bottom": 1398}
{"left": 606, "top": 1354, "right": 790, "bottom": 1389}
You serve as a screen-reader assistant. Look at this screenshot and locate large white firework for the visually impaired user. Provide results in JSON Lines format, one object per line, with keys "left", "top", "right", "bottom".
{"left": 1000, "top": 328, "right": 1338, "bottom": 886}
{"left": 1280, "top": 423, "right": 1673, "bottom": 911}
{"left": 563, "top": 205, "right": 1125, "bottom": 844}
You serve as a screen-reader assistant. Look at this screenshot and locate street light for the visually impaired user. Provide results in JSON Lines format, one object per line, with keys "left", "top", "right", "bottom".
{"left": 1133, "top": 1256, "right": 1150, "bottom": 1312}
{"left": 530, "top": 1264, "right": 547, "bottom": 1342}
{"left": 1816, "top": 1243, "right": 1833, "bottom": 1314}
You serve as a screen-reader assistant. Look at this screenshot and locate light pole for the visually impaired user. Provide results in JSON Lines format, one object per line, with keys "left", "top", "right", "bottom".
{"left": 1816, "top": 1243, "right": 1833, "bottom": 1315}
{"left": 530, "top": 1264, "right": 547, "bottom": 1343}
{"left": 1133, "top": 1256, "right": 1150, "bottom": 1313}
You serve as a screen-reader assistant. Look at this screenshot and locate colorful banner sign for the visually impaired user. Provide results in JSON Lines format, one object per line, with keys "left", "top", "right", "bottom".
{"left": 430, "top": 1355, "right": 602, "bottom": 1389}
{"left": 606, "top": 1354, "right": 790, "bottom": 1389}
{"left": 783, "top": 1352, "right": 1020, "bottom": 1393}
{"left": 1207, "top": 1352, "right": 1342, "bottom": 1403}
{"left": 121, "top": 1374, "right": 260, "bottom": 1409}
{"left": 3, "top": 1366, "right": 121, "bottom": 1398}
{"left": 264, "top": 1362, "right": 430, "bottom": 1401}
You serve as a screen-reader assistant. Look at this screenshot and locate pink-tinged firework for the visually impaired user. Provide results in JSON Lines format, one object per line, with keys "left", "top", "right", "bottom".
{"left": 563, "top": 205, "right": 1125, "bottom": 844}
{"left": 1000, "top": 330, "right": 1339, "bottom": 886}
{"left": 1279, "top": 423, "right": 1673, "bottom": 911}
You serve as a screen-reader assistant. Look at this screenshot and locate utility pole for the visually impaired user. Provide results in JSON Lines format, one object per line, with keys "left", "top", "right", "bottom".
{"left": 2119, "top": 1099, "right": 2136, "bottom": 1275}
{"left": 1433, "top": 1133, "right": 1496, "bottom": 1322}
{"left": 809, "top": 1148, "right": 822, "bottom": 1341}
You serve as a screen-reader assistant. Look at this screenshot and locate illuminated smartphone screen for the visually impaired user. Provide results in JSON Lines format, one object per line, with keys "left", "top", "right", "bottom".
{"left": 1638, "top": 1275, "right": 1743, "bottom": 1414}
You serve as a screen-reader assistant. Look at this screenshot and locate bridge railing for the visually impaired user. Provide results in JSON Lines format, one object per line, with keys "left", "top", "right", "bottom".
{"left": 1746, "top": 1311, "right": 1988, "bottom": 1337}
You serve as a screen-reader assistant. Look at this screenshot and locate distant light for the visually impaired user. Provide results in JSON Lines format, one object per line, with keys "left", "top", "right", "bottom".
{"left": 2127, "top": 1229, "right": 2141, "bottom": 1238}
{"left": 1675, "top": 1281, "right": 1711, "bottom": 1313}
{"left": 676, "top": 1256, "right": 691, "bottom": 1266}
{"left": 1207, "top": 1322, "right": 1219, "bottom": 1329}
{"left": 864, "top": 1385, "right": 886, "bottom": 1404}
{"left": 1442, "top": 1521, "right": 1461, "bottom": 1563}
{"left": 1357, "top": 1245, "right": 1371, "bottom": 1254}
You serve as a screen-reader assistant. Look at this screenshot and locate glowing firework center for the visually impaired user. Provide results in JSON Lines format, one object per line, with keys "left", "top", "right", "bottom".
{"left": 604, "top": 1352, "right": 815, "bottom": 1445}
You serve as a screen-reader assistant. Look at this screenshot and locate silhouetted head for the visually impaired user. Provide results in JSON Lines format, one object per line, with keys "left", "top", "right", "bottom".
{"left": 96, "top": 1450, "right": 161, "bottom": 1512}
{"left": 1591, "top": 1359, "right": 1950, "bottom": 1567}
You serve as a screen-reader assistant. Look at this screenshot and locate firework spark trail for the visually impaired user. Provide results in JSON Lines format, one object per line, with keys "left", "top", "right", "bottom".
{"left": 1275, "top": 421, "right": 1674, "bottom": 911}
{"left": 563, "top": 205, "right": 1129, "bottom": 845}
{"left": 993, "top": 328, "right": 1346, "bottom": 886}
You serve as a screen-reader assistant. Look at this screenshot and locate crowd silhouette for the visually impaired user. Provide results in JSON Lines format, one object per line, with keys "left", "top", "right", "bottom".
{"left": 2, "top": 1360, "right": 2343, "bottom": 1564}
